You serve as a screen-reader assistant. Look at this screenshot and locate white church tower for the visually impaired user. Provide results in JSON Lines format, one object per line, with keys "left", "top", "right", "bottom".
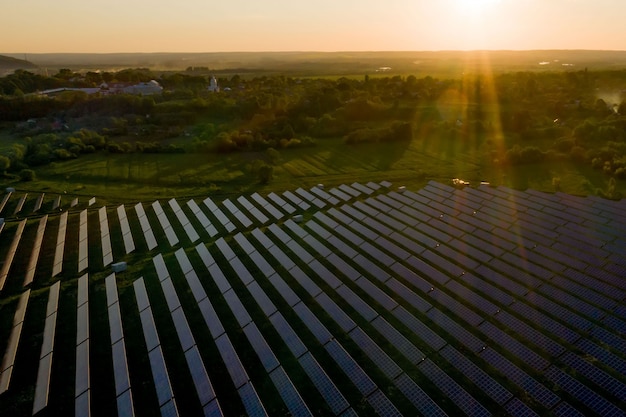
{"left": 207, "top": 76, "right": 219, "bottom": 92}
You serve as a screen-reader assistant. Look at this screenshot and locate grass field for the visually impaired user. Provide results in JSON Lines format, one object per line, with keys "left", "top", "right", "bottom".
{"left": 7, "top": 133, "right": 616, "bottom": 206}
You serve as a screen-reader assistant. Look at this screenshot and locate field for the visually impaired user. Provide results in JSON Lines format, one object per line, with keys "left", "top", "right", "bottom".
{"left": 9, "top": 132, "right": 617, "bottom": 206}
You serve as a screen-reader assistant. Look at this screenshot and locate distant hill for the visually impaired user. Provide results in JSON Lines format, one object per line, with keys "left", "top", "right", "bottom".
{"left": 0, "top": 54, "right": 37, "bottom": 75}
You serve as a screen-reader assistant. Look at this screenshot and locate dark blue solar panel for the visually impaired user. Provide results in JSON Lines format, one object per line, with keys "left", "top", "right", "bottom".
{"left": 428, "top": 289, "right": 484, "bottom": 327}
{"left": 538, "top": 283, "right": 604, "bottom": 320}
{"left": 298, "top": 352, "right": 350, "bottom": 415}
{"left": 371, "top": 316, "right": 425, "bottom": 364}
{"left": 386, "top": 278, "right": 433, "bottom": 313}
{"left": 393, "top": 306, "right": 446, "bottom": 351}
{"left": 336, "top": 284, "right": 378, "bottom": 322}
{"left": 349, "top": 327, "right": 402, "bottom": 379}
{"left": 576, "top": 338, "right": 626, "bottom": 375}
{"left": 293, "top": 301, "right": 335, "bottom": 344}
{"left": 406, "top": 255, "right": 451, "bottom": 285}
{"left": 269, "top": 367, "right": 312, "bottom": 417}
{"left": 440, "top": 345, "right": 513, "bottom": 406}
{"left": 445, "top": 280, "right": 498, "bottom": 315}
{"left": 474, "top": 265, "right": 528, "bottom": 296}
{"left": 418, "top": 359, "right": 491, "bottom": 417}
{"left": 590, "top": 326, "right": 626, "bottom": 357}
{"left": 479, "top": 348, "right": 560, "bottom": 409}
{"left": 493, "top": 310, "right": 565, "bottom": 357}
{"left": 325, "top": 339, "right": 377, "bottom": 397}
{"left": 503, "top": 397, "right": 539, "bottom": 417}
{"left": 269, "top": 312, "right": 307, "bottom": 359}
{"left": 544, "top": 365, "right": 625, "bottom": 417}
{"left": 478, "top": 321, "right": 550, "bottom": 371}
{"left": 394, "top": 373, "right": 448, "bottom": 417}
{"left": 560, "top": 352, "right": 626, "bottom": 402}
{"left": 460, "top": 273, "right": 515, "bottom": 306}
{"left": 315, "top": 291, "right": 358, "bottom": 333}
{"left": 427, "top": 308, "right": 484, "bottom": 353}
{"left": 552, "top": 401, "right": 585, "bottom": 417}
{"left": 509, "top": 302, "right": 581, "bottom": 344}
{"left": 389, "top": 262, "right": 434, "bottom": 294}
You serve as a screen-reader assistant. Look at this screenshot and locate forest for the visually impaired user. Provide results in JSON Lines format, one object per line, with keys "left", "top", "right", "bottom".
{"left": 0, "top": 64, "right": 625, "bottom": 198}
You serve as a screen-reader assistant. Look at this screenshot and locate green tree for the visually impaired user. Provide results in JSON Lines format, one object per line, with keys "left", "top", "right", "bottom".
{"left": 0, "top": 155, "right": 10, "bottom": 173}
{"left": 19, "top": 169, "right": 36, "bottom": 181}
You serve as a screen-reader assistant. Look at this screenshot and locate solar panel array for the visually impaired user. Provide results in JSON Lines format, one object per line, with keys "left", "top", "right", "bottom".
{"left": 0, "top": 180, "right": 625, "bottom": 416}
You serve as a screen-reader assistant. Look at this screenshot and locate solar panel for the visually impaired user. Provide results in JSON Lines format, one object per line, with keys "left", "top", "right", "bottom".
{"left": 390, "top": 262, "right": 434, "bottom": 294}
{"left": 479, "top": 321, "right": 550, "bottom": 371}
{"left": 302, "top": 234, "right": 332, "bottom": 259}
{"left": 152, "top": 201, "right": 179, "bottom": 247}
{"left": 184, "top": 345, "right": 216, "bottom": 406}
{"left": 309, "top": 260, "right": 342, "bottom": 289}
{"left": 544, "top": 365, "right": 624, "bottom": 417}
{"left": 326, "top": 253, "right": 361, "bottom": 281}
{"left": 345, "top": 183, "right": 366, "bottom": 196}
{"left": 135, "top": 203, "right": 158, "bottom": 250}
{"left": 351, "top": 327, "right": 403, "bottom": 379}
{"left": 290, "top": 266, "right": 322, "bottom": 297}
{"left": 329, "top": 187, "right": 351, "bottom": 201}
{"left": 245, "top": 281, "right": 277, "bottom": 317}
{"left": 298, "top": 352, "right": 350, "bottom": 415}
{"left": 576, "top": 338, "right": 626, "bottom": 375}
{"left": 108, "top": 303, "right": 124, "bottom": 344}
{"left": 160, "top": 278, "right": 181, "bottom": 313}
{"left": 269, "top": 312, "right": 307, "bottom": 359}
{"left": 243, "top": 322, "right": 280, "bottom": 373}
{"left": 366, "top": 389, "right": 402, "bottom": 417}
{"left": 75, "top": 339, "right": 90, "bottom": 397}
{"left": 429, "top": 289, "right": 484, "bottom": 327}
{"left": 327, "top": 235, "right": 359, "bottom": 259}
{"left": 310, "top": 186, "right": 340, "bottom": 205}
{"left": 170, "top": 307, "right": 195, "bottom": 352}
{"left": 75, "top": 390, "right": 90, "bottom": 417}
{"left": 148, "top": 346, "right": 174, "bottom": 406}
{"left": 460, "top": 273, "right": 514, "bottom": 306}
{"left": 111, "top": 339, "right": 131, "bottom": 395}
{"left": 238, "top": 382, "right": 268, "bottom": 417}
{"left": 267, "top": 244, "right": 296, "bottom": 271}
{"left": 551, "top": 401, "right": 585, "bottom": 417}
{"left": 386, "top": 278, "right": 432, "bottom": 312}
{"left": 245, "top": 251, "right": 274, "bottom": 278}
{"left": 440, "top": 345, "right": 513, "bottom": 405}
{"left": 315, "top": 292, "right": 358, "bottom": 332}
{"left": 356, "top": 277, "right": 397, "bottom": 311}
{"left": 325, "top": 339, "right": 377, "bottom": 396}
{"left": 427, "top": 308, "right": 484, "bottom": 353}
{"left": 418, "top": 358, "right": 491, "bottom": 417}
{"left": 215, "top": 333, "right": 249, "bottom": 389}
{"left": 445, "top": 280, "right": 498, "bottom": 315}
{"left": 493, "top": 310, "right": 565, "bottom": 357}
{"left": 296, "top": 188, "right": 326, "bottom": 208}
{"left": 336, "top": 284, "right": 378, "bottom": 322}
{"left": 132, "top": 277, "right": 150, "bottom": 313}
{"left": 393, "top": 306, "right": 446, "bottom": 351}
{"left": 282, "top": 191, "right": 309, "bottom": 210}
{"left": 270, "top": 366, "right": 313, "bottom": 417}
{"left": 479, "top": 348, "right": 560, "bottom": 409}
{"left": 52, "top": 212, "right": 68, "bottom": 277}
{"left": 269, "top": 274, "right": 300, "bottom": 310}
{"left": 197, "top": 298, "right": 225, "bottom": 339}
{"left": 76, "top": 303, "right": 90, "bottom": 345}
{"left": 139, "top": 309, "right": 160, "bottom": 352}
{"left": 560, "top": 351, "right": 626, "bottom": 402}
{"left": 371, "top": 316, "right": 425, "bottom": 364}
{"left": 360, "top": 241, "right": 395, "bottom": 267}
{"left": 32, "top": 352, "right": 53, "bottom": 415}
{"left": 223, "top": 289, "right": 252, "bottom": 328}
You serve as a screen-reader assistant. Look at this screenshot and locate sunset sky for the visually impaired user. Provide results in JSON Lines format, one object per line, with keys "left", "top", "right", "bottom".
{"left": 1, "top": 0, "right": 624, "bottom": 53}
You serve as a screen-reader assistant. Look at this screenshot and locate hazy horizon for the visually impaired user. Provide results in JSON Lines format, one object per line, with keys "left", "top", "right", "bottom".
{"left": 2, "top": 0, "right": 624, "bottom": 54}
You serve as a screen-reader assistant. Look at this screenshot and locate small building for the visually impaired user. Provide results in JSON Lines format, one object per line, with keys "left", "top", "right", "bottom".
{"left": 207, "top": 76, "right": 219, "bottom": 92}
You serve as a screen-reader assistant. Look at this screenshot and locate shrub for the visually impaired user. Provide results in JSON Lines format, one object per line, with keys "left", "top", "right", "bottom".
{"left": 19, "top": 169, "right": 36, "bottom": 181}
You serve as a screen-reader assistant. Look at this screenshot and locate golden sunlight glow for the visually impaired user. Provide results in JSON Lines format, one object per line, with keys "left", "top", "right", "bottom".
{"left": 454, "top": 0, "right": 502, "bottom": 16}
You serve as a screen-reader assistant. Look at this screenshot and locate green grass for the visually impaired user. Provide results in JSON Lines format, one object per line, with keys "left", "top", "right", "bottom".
{"left": 2, "top": 128, "right": 623, "bottom": 209}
